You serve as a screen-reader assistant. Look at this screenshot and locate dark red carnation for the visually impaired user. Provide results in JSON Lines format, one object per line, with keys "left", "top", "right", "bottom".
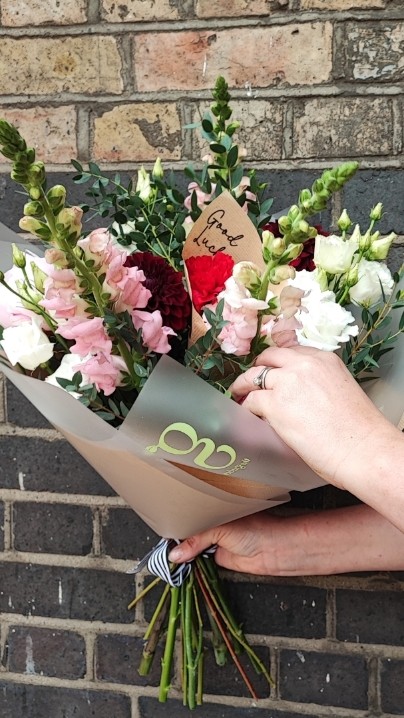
{"left": 263, "top": 221, "right": 329, "bottom": 272}
{"left": 185, "top": 252, "right": 234, "bottom": 313}
{"left": 125, "top": 252, "right": 191, "bottom": 332}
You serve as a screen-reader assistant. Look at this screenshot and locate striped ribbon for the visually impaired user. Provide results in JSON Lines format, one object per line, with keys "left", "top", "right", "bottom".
{"left": 127, "top": 538, "right": 216, "bottom": 588}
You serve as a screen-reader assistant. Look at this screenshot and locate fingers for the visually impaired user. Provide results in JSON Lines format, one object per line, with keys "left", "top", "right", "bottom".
{"left": 231, "top": 365, "right": 277, "bottom": 401}
{"left": 168, "top": 530, "right": 218, "bottom": 563}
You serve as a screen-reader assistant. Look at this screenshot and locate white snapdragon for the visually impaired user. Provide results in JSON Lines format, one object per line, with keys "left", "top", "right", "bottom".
{"left": 1, "top": 317, "right": 54, "bottom": 370}
{"left": 349, "top": 258, "right": 394, "bottom": 307}
{"left": 314, "top": 233, "right": 358, "bottom": 274}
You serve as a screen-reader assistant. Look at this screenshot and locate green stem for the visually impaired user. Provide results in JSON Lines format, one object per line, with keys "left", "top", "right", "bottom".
{"left": 116, "top": 336, "right": 141, "bottom": 388}
{"left": 159, "top": 586, "right": 180, "bottom": 703}
{"left": 127, "top": 576, "right": 161, "bottom": 610}
{"left": 184, "top": 574, "right": 197, "bottom": 709}
{"left": 139, "top": 585, "right": 170, "bottom": 675}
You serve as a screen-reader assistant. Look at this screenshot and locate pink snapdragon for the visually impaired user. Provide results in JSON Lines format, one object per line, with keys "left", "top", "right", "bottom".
{"left": 132, "top": 309, "right": 176, "bottom": 354}
{"left": 58, "top": 316, "right": 112, "bottom": 356}
{"left": 215, "top": 277, "right": 268, "bottom": 356}
{"left": 77, "top": 352, "right": 127, "bottom": 396}
{"left": 102, "top": 250, "right": 151, "bottom": 312}
{"left": 77, "top": 228, "right": 116, "bottom": 270}
{"left": 184, "top": 182, "right": 216, "bottom": 211}
{"left": 40, "top": 267, "right": 89, "bottom": 320}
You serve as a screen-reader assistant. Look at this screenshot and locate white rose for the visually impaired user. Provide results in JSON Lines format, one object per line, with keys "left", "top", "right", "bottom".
{"left": 296, "top": 300, "right": 359, "bottom": 351}
{"left": 314, "top": 234, "right": 358, "bottom": 274}
{"left": 349, "top": 258, "right": 394, "bottom": 307}
{"left": 45, "top": 353, "right": 89, "bottom": 397}
{"left": 1, "top": 317, "right": 54, "bottom": 370}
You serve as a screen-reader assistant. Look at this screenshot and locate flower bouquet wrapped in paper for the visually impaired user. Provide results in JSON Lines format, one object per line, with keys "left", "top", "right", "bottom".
{"left": 0, "top": 77, "right": 403, "bottom": 708}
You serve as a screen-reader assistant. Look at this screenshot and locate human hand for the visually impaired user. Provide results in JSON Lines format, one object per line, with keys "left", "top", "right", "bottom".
{"left": 169, "top": 512, "right": 288, "bottom": 575}
{"left": 231, "top": 346, "right": 398, "bottom": 490}
{"left": 169, "top": 505, "right": 404, "bottom": 576}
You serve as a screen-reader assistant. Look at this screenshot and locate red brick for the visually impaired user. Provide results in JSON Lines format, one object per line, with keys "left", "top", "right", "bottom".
{"left": 0, "top": 107, "right": 77, "bottom": 164}
{"left": 134, "top": 24, "right": 333, "bottom": 91}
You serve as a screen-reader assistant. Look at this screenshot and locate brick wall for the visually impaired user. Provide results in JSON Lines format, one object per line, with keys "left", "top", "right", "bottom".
{"left": 0, "top": 2, "right": 404, "bottom": 717}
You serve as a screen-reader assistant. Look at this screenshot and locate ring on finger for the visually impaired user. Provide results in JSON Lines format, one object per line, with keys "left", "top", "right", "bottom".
{"left": 252, "top": 366, "right": 273, "bottom": 390}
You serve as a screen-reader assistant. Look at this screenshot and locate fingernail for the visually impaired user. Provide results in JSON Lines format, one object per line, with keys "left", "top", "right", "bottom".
{"left": 168, "top": 548, "right": 182, "bottom": 562}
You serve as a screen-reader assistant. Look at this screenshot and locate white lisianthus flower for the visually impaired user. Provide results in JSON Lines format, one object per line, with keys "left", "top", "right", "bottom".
{"left": 314, "top": 234, "right": 358, "bottom": 274}
{"left": 1, "top": 317, "right": 54, "bottom": 370}
{"left": 296, "top": 300, "right": 359, "bottom": 351}
{"left": 349, "top": 258, "right": 394, "bottom": 307}
{"left": 45, "top": 353, "right": 89, "bottom": 397}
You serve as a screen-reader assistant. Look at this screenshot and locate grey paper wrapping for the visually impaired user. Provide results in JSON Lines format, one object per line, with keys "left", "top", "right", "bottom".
{"left": 0, "top": 364, "right": 290, "bottom": 538}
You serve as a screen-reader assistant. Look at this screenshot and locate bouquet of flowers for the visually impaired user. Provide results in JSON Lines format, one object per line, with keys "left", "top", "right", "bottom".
{"left": 0, "top": 77, "right": 403, "bottom": 708}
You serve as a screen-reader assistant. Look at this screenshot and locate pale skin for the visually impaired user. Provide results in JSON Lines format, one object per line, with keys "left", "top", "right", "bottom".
{"left": 169, "top": 347, "right": 404, "bottom": 575}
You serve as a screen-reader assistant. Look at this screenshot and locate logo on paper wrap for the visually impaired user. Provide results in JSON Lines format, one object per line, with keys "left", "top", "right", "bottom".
{"left": 146, "top": 421, "right": 251, "bottom": 472}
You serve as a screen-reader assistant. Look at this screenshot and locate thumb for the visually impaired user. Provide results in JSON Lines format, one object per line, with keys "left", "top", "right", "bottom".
{"left": 168, "top": 530, "right": 216, "bottom": 563}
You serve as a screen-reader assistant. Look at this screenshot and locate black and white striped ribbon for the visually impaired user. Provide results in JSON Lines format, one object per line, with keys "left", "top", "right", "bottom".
{"left": 127, "top": 538, "right": 216, "bottom": 588}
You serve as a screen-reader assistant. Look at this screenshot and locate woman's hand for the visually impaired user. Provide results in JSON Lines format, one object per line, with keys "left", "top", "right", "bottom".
{"left": 169, "top": 505, "right": 404, "bottom": 576}
{"left": 231, "top": 346, "right": 400, "bottom": 491}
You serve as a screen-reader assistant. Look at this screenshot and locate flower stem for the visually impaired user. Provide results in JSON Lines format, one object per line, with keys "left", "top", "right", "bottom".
{"left": 139, "top": 585, "right": 170, "bottom": 675}
{"left": 127, "top": 576, "right": 160, "bottom": 610}
{"left": 158, "top": 586, "right": 180, "bottom": 703}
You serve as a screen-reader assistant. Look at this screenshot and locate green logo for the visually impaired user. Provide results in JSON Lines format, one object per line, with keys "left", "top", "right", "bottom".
{"left": 146, "top": 421, "right": 237, "bottom": 470}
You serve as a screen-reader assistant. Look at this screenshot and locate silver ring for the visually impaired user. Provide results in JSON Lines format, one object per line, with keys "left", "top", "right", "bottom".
{"left": 252, "top": 366, "right": 273, "bottom": 390}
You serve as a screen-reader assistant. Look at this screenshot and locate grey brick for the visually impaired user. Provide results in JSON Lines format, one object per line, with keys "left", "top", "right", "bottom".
{"left": 0, "top": 436, "right": 115, "bottom": 496}
{"left": 6, "top": 626, "right": 86, "bottom": 679}
{"left": 13, "top": 502, "right": 93, "bottom": 555}
{"left": 101, "top": 507, "right": 158, "bottom": 560}
{"left": 96, "top": 633, "right": 162, "bottom": 686}
{"left": 336, "top": 589, "right": 404, "bottom": 645}
{"left": 223, "top": 580, "right": 327, "bottom": 638}
{"left": 0, "top": 563, "right": 135, "bottom": 622}
{"left": 6, "top": 380, "right": 51, "bottom": 428}
{"left": 280, "top": 649, "right": 368, "bottom": 709}
{"left": 0, "top": 682, "right": 131, "bottom": 718}
{"left": 381, "top": 658, "right": 404, "bottom": 715}
{"left": 139, "top": 697, "right": 307, "bottom": 718}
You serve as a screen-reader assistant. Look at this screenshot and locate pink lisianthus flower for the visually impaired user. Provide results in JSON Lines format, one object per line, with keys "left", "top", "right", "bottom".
{"left": 132, "top": 309, "right": 176, "bottom": 354}
{"left": 184, "top": 181, "right": 216, "bottom": 211}
{"left": 58, "top": 316, "right": 112, "bottom": 356}
{"left": 77, "top": 352, "right": 127, "bottom": 396}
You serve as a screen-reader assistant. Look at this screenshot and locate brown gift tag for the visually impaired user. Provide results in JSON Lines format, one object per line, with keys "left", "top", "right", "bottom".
{"left": 182, "top": 191, "right": 266, "bottom": 345}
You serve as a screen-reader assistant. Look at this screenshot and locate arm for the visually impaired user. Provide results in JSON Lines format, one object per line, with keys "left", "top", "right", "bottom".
{"left": 169, "top": 504, "right": 404, "bottom": 575}
{"left": 231, "top": 347, "right": 404, "bottom": 533}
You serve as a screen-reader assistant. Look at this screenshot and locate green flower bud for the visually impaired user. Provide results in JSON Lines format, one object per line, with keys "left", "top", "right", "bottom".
{"left": 29, "top": 187, "right": 41, "bottom": 200}
{"left": 316, "top": 267, "right": 329, "bottom": 292}
{"left": 57, "top": 206, "right": 83, "bottom": 239}
{"left": 28, "top": 161, "right": 45, "bottom": 184}
{"left": 152, "top": 157, "right": 164, "bottom": 180}
{"left": 233, "top": 261, "right": 261, "bottom": 289}
{"left": 136, "top": 166, "right": 152, "bottom": 202}
{"left": 278, "top": 215, "right": 291, "bottom": 233}
{"left": 337, "top": 209, "right": 352, "bottom": 232}
{"left": 12, "top": 243, "right": 26, "bottom": 269}
{"left": 30, "top": 261, "right": 48, "bottom": 293}
{"left": 366, "top": 232, "right": 396, "bottom": 261}
{"left": 47, "top": 184, "right": 66, "bottom": 209}
{"left": 298, "top": 188, "right": 312, "bottom": 204}
{"left": 345, "top": 263, "right": 359, "bottom": 287}
{"left": 19, "top": 216, "right": 51, "bottom": 240}
{"left": 369, "top": 202, "right": 383, "bottom": 221}
{"left": 23, "top": 200, "right": 44, "bottom": 217}
{"left": 270, "top": 265, "right": 296, "bottom": 284}
{"left": 284, "top": 243, "right": 303, "bottom": 262}
{"left": 359, "top": 230, "right": 372, "bottom": 252}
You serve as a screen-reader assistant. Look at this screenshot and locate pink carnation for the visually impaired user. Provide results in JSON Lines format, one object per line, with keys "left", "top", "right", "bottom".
{"left": 58, "top": 317, "right": 112, "bottom": 356}
{"left": 132, "top": 309, "right": 176, "bottom": 354}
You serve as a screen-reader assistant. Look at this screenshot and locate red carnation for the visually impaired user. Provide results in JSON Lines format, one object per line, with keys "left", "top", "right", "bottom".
{"left": 263, "top": 221, "right": 329, "bottom": 272}
{"left": 124, "top": 252, "right": 191, "bottom": 332}
{"left": 185, "top": 252, "right": 234, "bottom": 313}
